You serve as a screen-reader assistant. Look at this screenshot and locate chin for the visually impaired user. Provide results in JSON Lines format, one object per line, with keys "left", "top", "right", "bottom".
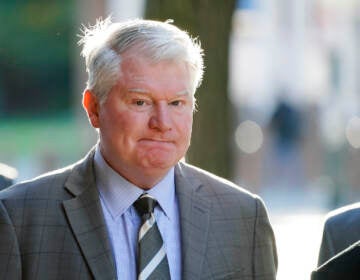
{"left": 141, "top": 156, "right": 178, "bottom": 170}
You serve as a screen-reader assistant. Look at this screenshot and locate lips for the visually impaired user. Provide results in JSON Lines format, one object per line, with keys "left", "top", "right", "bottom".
{"left": 139, "top": 138, "right": 175, "bottom": 147}
{"left": 140, "top": 137, "right": 174, "bottom": 142}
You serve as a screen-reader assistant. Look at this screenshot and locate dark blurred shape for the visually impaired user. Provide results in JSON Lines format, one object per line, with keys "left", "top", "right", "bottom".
{"left": 270, "top": 98, "right": 302, "bottom": 150}
{"left": 0, "top": 163, "right": 18, "bottom": 190}
{"left": 311, "top": 240, "right": 360, "bottom": 280}
{"left": 264, "top": 94, "right": 305, "bottom": 190}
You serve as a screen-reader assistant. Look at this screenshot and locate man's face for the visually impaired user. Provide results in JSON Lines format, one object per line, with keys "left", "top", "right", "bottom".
{"left": 84, "top": 53, "right": 194, "bottom": 188}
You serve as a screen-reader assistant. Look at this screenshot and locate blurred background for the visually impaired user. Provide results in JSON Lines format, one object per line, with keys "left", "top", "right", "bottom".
{"left": 0, "top": 0, "right": 359, "bottom": 279}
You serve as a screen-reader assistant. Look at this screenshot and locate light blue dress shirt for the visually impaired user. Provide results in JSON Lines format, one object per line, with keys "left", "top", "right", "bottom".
{"left": 93, "top": 147, "right": 181, "bottom": 280}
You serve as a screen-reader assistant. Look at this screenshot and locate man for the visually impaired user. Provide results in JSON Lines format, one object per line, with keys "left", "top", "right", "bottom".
{"left": 311, "top": 240, "right": 360, "bottom": 280}
{"left": 0, "top": 18, "right": 277, "bottom": 279}
{"left": 317, "top": 202, "right": 360, "bottom": 265}
{"left": 311, "top": 202, "right": 360, "bottom": 279}
{"left": 0, "top": 162, "right": 17, "bottom": 191}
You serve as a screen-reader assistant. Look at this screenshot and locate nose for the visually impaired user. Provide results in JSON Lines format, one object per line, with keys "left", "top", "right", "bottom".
{"left": 149, "top": 103, "right": 172, "bottom": 131}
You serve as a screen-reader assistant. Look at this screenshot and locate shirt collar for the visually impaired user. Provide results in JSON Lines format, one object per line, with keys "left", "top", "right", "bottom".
{"left": 146, "top": 166, "right": 175, "bottom": 221}
{"left": 93, "top": 146, "right": 176, "bottom": 221}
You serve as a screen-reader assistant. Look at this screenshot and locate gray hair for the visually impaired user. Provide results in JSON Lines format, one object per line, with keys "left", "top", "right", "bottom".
{"left": 79, "top": 17, "right": 204, "bottom": 103}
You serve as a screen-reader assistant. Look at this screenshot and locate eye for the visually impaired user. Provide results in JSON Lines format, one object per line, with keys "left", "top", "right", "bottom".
{"left": 135, "top": 100, "right": 145, "bottom": 106}
{"left": 170, "top": 100, "right": 182, "bottom": 106}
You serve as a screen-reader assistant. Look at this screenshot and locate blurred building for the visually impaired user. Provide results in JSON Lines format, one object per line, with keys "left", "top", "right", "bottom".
{"left": 230, "top": 0, "right": 360, "bottom": 208}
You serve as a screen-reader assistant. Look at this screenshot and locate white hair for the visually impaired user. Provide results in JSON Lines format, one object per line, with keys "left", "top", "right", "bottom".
{"left": 79, "top": 17, "right": 204, "bottom": 103}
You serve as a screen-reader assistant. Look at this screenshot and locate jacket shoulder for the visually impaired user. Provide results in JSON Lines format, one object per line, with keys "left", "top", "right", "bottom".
{"left": 0, "top": 164, "right": 75, "bottom": 200}
{"left": 325, "top": 202, "right": 360, "bottom": 228}
{"left": 0, "top": 149, "right": 95, "bottom": 200}
{"left": 178, "top": 162, "right": 261, "bottom": 204}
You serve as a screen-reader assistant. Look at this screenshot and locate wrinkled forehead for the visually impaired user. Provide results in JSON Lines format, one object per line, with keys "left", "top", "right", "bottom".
{"left": 119, "top": 51, "right": 193, "bottom": 89}
{"left": 121, "top": 50, "right": 196, "bottom": 94}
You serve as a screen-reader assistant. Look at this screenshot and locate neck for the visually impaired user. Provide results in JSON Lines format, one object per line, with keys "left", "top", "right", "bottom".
{"left": 106, "top": 159, "right": 172, "bottom": 190}
{"left": 121, "top": 169, "right": 169, "bottom": 190}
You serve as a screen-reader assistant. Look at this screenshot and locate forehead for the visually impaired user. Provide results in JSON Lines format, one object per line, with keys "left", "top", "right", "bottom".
{"left": 119, "top": 53, "right": 192, "bottom": 92}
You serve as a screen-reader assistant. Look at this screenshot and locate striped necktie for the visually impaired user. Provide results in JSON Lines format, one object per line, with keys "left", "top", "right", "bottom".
{"left": 134, "top": 193, "right": 171, "bottom": 280}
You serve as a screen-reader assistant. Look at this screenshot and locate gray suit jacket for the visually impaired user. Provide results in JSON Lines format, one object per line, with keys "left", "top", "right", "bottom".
{"left": 0, "top": 149, "right": 277, "bottom": 279}
{"left": 318, "top": 202, "right": 360, "bottom": 266}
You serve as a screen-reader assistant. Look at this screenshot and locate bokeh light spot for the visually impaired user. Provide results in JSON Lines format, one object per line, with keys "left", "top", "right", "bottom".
{"left": 235, "top": 120, "right": 263, "bottom": 154}
{"left": 345, "top": 116, "right": 360, "bottom": 149}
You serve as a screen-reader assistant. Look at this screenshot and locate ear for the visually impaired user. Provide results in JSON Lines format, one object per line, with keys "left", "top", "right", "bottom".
{"left": 83, "top": 90, "right": 100, "bottom": 128}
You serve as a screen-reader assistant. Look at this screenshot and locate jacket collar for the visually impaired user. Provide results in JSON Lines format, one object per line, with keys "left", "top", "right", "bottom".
{"left": 63, "top": 148, "right": 116, "bottom": 280}
{"left": 175, "top": 162, "right": 212, "bottom": 280}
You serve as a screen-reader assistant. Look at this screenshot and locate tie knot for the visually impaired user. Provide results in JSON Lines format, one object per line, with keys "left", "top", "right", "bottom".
{"left": 134, "top": 194, "right": 158, "bottom": 217}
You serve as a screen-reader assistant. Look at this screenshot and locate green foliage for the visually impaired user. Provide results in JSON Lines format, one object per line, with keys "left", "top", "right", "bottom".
{"left": 0, "top": 1, "right": 73, "bottom": 66}
{"left": 0, "top": 0, "right": 75, "bottom": 117}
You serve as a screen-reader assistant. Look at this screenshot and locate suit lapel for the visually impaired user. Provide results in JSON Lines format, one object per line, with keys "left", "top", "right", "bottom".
{"left": 63, "top": 150, "right": 116, "bottom": 280}
{"left": 175, "top": 163, "right": 211, "bottom": 279}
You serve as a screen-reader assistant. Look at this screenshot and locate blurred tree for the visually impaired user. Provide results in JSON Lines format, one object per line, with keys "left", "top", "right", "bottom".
{"left": 146, "top": 0, "right": 236, "bottom": 178}
{"left": 0, "top": 0, "right": 74, "bottom": 118}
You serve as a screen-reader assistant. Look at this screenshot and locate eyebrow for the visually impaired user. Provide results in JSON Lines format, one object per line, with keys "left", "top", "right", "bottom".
{"left": 128, "top": 88, "right": 191, "bottom": 96}
{"left": 127, "top": 88, "right": 148, "bottom": 94}
{"left": 175, "top": 90, "right": 191, "bottom": 96}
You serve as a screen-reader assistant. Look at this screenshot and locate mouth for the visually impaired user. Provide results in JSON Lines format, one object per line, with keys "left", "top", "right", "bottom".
{"left": 139, "top": 138, "right": 175, "bottom": 146}
{"left": 141, "top": 138, "right": 173, "bottom": 143}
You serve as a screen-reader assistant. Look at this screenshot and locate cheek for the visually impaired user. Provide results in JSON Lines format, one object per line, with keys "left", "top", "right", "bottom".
{"left": 101, "top": 101, "right": 131, "bottom": 128}
{"left": 178, "top": 114, "right": 193, "bottom": 140}
{"left": 110, "top": 113, "right": 151, "bottom": 146}
{"left": 99, "top": 109, "right": 131, "bottom": 140}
